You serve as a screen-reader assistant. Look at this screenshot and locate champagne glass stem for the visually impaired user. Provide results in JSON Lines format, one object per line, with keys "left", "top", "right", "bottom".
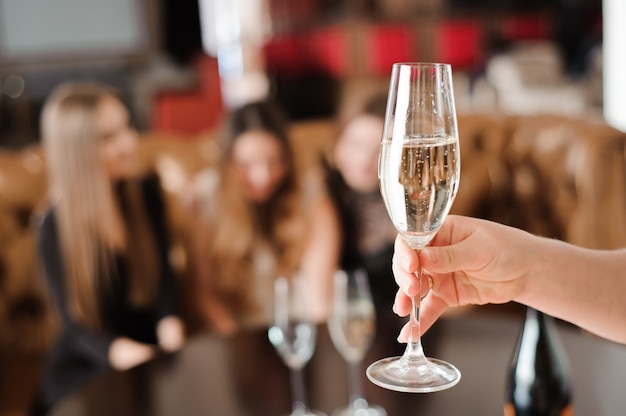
{"left": 401, "top": 261, "right": 428, "bottom": 365}
{"left": 290, "top": 367, "right": 308, "bottom": 414}
{"left": 348, "top": 360, "right": 366, "bottom": 409}
{"left": 402, "top": 296, "right": 427, "bottom": 362}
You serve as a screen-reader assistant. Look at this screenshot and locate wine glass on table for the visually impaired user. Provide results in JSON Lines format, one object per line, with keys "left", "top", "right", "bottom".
{"left": 268, "top": 275, "right": 327, "bottom": 416}
{"left": 366, "top": 62, "right": 462, "bottom": 393}
{"left": 328, "top": 269, "right": 386, "bottom": 416}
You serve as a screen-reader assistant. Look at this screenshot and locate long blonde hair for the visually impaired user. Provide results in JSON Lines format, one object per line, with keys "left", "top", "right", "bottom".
{"left": 41, "top": 82, "right": 158, "bottom": 327}
{"left": 205, "top": 101, "right": 307, "bottom": 313}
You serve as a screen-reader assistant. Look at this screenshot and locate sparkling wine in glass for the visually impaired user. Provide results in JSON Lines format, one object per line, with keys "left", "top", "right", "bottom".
{"left": 328, "top": 269, "right": 386, "bottom": 416}
{"left": 268, "top": 275, "right": 327, "bottom": 416}
{"left": 366, "top": 62, "right": 462, "bottom": 393}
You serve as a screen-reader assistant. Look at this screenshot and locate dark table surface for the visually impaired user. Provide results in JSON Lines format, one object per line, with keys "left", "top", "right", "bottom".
{"left": 51, "top": 305, "right": 626, "bottom": 416}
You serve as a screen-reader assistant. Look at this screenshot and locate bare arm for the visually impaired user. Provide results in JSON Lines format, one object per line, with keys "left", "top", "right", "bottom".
{"left": 299, "top": 192, "right": 342, "bottom": 323}
{"left": 516, "top": 238, "right": 626, "bottom": 344}
{"left": 39, "top": 210, "right": 159, "bottom": 371}
{"left": 187, "top": 211, "right": 237, "bottom": 335}
{"left": 393, "top": 215, "right": 626, "bottom": 344}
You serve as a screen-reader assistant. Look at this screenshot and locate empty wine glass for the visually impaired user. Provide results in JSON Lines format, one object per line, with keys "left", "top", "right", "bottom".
{"left": 366, "top": 62, "right": 462, "bottom": 393}
{"left": 328, "top": 269, "right": 386, "bottom": 416}
{"left": 268, "top": 275, "right": 327, "bottom": 416}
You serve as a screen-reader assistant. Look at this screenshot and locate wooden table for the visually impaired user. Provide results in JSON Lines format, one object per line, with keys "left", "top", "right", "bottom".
{"left": 51, "top": 305, "right": 626, "bottom": 416}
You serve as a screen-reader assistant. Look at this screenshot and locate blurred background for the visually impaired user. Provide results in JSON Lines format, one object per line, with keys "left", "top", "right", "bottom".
{"left": 0, "top": 0, "right": 606, "bottom": 149}
{"left": 4, "top": 1, "right": 626, "bottom": 415}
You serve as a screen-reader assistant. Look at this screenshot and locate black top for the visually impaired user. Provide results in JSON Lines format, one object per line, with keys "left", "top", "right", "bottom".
{"left": 325, "top": 168, "right": 397, "bottom": 310}
{"left": 33, "top": 174, "right": 179, "bottom": 415}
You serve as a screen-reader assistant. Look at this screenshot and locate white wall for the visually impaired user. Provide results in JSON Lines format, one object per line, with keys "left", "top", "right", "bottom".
{"left": 603, "top": 0, "right": 626, "bottom": 132}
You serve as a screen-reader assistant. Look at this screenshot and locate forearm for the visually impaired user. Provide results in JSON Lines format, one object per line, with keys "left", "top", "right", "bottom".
{"left": 188, "top": 229, "right": 237, "bottom": 333}
{"left": 518, "top": 236, "right": 626, "bottom": 344}
{"left": 300, "top": 194, "right": 341, "bottom": 323}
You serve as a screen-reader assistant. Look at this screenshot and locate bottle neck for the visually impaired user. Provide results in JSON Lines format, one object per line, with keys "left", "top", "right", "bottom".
{"left": 525, "top": 307, "right": 557, "bottom": 334}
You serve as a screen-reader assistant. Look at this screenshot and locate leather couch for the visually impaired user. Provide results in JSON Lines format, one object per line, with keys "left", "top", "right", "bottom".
{"left": 1, "top": 113, "right": 625, "bottom": 414}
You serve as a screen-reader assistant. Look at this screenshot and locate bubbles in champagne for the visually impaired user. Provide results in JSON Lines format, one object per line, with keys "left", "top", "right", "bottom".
{"left": 328, "top": 300, "right": 376, "bottom": 363}
{"left": 379, "top": 135, "right": 459, "bottom": 249}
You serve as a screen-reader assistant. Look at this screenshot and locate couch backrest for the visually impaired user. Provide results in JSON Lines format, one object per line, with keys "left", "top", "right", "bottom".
{"left": 1, "top": 113, "right": 626, "bottom": 354}
{"left": 455, "top": 113, "right": 626, "bottom": 249}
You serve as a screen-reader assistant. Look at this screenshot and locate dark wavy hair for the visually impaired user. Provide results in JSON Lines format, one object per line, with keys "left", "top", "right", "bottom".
{"left": 204, "top": 100, "right": 306, "bottom": 314}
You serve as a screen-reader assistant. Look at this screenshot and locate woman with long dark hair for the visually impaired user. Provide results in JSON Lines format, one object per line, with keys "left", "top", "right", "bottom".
{"left": 189, "top": 99, "right": 340, "bottom": 334}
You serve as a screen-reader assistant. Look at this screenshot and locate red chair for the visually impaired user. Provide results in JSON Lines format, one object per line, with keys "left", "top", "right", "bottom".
{"left": 305, "top": 25, "right": 349, "bottom": 77}
{"left": 366, "top": 24, "right": 416, "bottom": 76}
{"left": 152, "top": 55, "right": 224, "bottom": 135}
{"left": 501, "top": 13, "right": 551, "bottom": 42}
{"left": 433, "top": 19, "right": 483, "bottom": 70}
{"left": 263, "top": 34, "right": 308, "bottom": 76}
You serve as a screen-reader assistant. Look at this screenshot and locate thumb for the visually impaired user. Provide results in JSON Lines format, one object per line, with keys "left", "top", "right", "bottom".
{"left": 421, "top": 245, "right": 462, "bottom": 274}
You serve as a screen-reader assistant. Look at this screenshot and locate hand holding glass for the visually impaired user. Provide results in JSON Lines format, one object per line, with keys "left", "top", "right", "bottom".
{"left": 366, "top": 62, "right": 462, "bottom": 392}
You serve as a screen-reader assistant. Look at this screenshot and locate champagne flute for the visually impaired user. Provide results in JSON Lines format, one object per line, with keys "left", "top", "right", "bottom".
{"left": 366, "top": 62, "right": 462, "bottom": 393}
{"left": 268, "top": 275, "right": 327, "bottom": 416}
{"left": 328, "top": 269, "right": 386, "bottom": 416}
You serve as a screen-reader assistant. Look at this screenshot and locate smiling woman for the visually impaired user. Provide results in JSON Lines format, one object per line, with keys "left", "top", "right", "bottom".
{"left": 186, "top": 100, "right": 340, "bottom": 333}
{"left": 183, "top": 99, "right": 341, "bottom": 416}
{"left": 32, "top": 81, "right": 186, "bottom": 415}
{"left": 95, "top": 95, "right": 140, "bottom": 181}
{"left": 228, "top": 129, "right": 289, "bottom": 204}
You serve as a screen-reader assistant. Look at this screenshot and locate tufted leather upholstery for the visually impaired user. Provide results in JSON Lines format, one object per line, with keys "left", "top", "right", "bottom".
{"left": 454, "top": 114, "right": 626, "bottom": 249}
{"left": 1, "top": 113, "right": 625, "bottom": 413}
{"left": 1, "top": 114, "right": 626, "bottom": 353}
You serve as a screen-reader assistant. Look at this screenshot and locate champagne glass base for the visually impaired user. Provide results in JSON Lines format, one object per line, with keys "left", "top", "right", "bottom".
{"left": 284, "top": 410, "right": 327, "bottom": 416}
{"left": 366, "top": 356, "right": 461, "bottom": 393}
{"left": 332, "top": 400, "right": 387, "bottom": 416}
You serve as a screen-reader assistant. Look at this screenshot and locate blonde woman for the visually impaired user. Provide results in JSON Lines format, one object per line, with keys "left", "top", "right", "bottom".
{"left": 32, "top": 82, "right": 185, "bottom": 415}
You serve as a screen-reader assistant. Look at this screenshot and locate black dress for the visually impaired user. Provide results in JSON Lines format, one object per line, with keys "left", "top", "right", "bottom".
{"left": 32, "top": 174, "right": 180, "bottom": 415}
{"left": 325, "top": 168, "right": 398, "bottom": 309}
